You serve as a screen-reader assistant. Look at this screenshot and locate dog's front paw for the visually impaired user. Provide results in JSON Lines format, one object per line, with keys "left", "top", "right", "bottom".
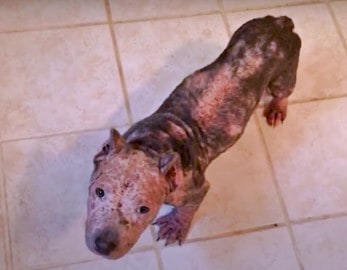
{"left": 153, "top": 208, "right": 192, "bottom": 246}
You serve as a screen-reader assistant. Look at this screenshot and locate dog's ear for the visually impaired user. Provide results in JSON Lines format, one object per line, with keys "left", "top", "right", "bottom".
{"left": 109, "top": 128, "right": 125, "bottom": 153}
{"left": 93, "top": 128, "right": 124, "bottom": 167}
{"left": 159, "top": 152, "right": 183, "bottom": 192}
{"left": 159, "top": 152, "right": 179, "bottom": 175}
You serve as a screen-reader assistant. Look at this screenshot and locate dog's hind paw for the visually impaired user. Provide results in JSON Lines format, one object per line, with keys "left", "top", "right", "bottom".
{"left": 263, "top": 97, "right": 288, "bottom": 127}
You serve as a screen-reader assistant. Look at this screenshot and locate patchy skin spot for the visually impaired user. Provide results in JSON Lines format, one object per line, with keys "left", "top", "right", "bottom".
{"left": 192, "top": 64, "right": 239, "bottom": 130}
{"left": 235, "top": 47, "right": 264, "bottom": 79}
{"left": 231, "top": 39, "right": 246, "bottom": 57}
{"left": 278, "top": 50, "right": 285, "bottom": 59}
{"left": 184, "top": 71, "right": 210, "bottom": 90}
{"left": 269, "top": 41, "right": 277, "bottom": 53}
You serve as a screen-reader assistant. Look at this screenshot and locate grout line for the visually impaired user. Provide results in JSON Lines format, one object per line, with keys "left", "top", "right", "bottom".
{"left": 216, "top": 0, "right": 232, "bottom": 37}
{"left": 0, "top": 0, "right": 327, "bottom": 35}
{"left": 15, "top": 210, "right": 347, "bottom": 270}
{"left": 0, "top": 144, "right": 13, "bottom": 270}
{"left": 0, "top": 12, "right": 220, "bottom": 36}
{"left": 223, "top": 0, "right": 323, "bottom": 14}
{"left": 29, "top": 246, "right": 156, "bottom": 270}
{"left": 150, "top": 225, "right": 165, "bottom": 270}
{"left": 30, "top": 259, "right": 100, "bottom": 270}
{"left": 106, "top": 0, "right": 160, "bottom": 268}
{"left": 326, "top": 1, "right": 347, "bottom": 53}
{"left": 288, "top": 93, "right": 347, "bottom": 105}
{"left": 153, "top": 223, "right": 286, "bottom": 252}
{"left": 150, "top": 207, "right": 347, "bottom": 251}
{"left": 130, "top": 244, "right": 158, "bottom": 254}
{"left": 0, "top": 1, "right": 329, "bottom": 35}
{"left": 153, "top": 246, "right": 165, "bottom": 270}
{"left": 152, "top": 209, "right": 347, "bottom": 250}
{"left": 257, "top": 93, "right": 347, "bottom": 111}
{"left": 113, "top": 10, "right": 220, "bottom": 25}
{"left": 0, "top": 125, "right": 128, "bottom": 144}
{"left": 0, "top": 21, "right": 108, "bottom": 34}
{"left": 254, "top": 114, "right": 305, "bottom": 270}
{"left": 103, "top": 0, "right": 134, "bottom": 126}
{"left": 292, "top": 211, "right": 347, "bottom": 225}
{"left": 106, "top": 1, "right": 324, "bottom": 26}
{"left": 183, "top": 223, "right": 285, "bottom": 245}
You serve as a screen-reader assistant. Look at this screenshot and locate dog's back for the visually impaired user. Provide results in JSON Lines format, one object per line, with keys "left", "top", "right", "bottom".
{"left": 155, "top": 15, "right": 301, "bottom": 161}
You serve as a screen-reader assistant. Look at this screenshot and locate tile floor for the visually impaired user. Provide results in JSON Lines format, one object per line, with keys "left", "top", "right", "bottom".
{"left": 0, "top": 0, "right": 347, "bottom": 270}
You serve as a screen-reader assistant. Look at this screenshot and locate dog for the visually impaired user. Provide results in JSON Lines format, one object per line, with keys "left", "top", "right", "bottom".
{"left": 85, "top": 15, "right": 301, "bottom": 259}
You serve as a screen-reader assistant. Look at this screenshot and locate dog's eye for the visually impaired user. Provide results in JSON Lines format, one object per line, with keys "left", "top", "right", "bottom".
{"left": 95, "top": 188, "right": 105, "bottom": 198}
{"left": 138, "top": 206, "right": 150, "bottom": 214}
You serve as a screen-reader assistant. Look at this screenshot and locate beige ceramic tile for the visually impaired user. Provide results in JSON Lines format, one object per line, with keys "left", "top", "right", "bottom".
{"left": 0, "top": 160, "right": 8, "bottom": 270}
{"left": 115, "top": 14, "right": 229, "bottom": 121}
{"left": 62, "top": 251, "right": 159, "bottom": 270}
{"left": 2, "top": 130, "right": 154, "bottom": 269}
{"left": 0, "top": 0, "right": 106, "bottom": 32}
{"left": 222, "top": 0, "right": 315, "bottom": 11}
{"left": 185, "top": 118, "right": 283, "bottom": 239}
{"left": 0, "top": 26, "right": 127, "bottom": 141}
{"left": 133, "top": 227, "right": 155, "bottom": 251}
{"left": 226, "top": 4, "right": 347, "bottom": 102}
{"left": 331, "top": 1, "right": 347, "bottom": 43}
{"left": 109, "top": 0, "right": 218, "bottom": 21}
{"left": 257, "top": 98, "right": 347, "bottom": 220}
{"left": 162, "top": 228, "right": 300, "bottom": 270}
{"left": 294, "top": 216, "right": 347, "bottom": 270}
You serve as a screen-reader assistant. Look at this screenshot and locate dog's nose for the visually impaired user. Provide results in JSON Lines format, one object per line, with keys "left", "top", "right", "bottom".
{"left": 94, "top": 229, "right": 119, "bottom": 255}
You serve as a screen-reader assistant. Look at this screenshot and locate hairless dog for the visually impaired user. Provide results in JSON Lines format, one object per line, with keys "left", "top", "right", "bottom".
{"left": 85, "top": 15, "right": 301, "bottom": 259}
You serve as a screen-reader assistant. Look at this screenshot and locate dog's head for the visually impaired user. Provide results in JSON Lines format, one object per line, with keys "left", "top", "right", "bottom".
{"left": 85, "top": 128, "right": 182, "bottom": 259}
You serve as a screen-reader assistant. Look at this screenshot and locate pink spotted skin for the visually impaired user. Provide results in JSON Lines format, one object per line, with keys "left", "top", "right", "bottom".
{"left": 86, "top": 144, "right": 168, "bottom": 259}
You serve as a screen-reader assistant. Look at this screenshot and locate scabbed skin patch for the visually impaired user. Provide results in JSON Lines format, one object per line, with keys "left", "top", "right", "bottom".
{"left": 85, "top": 15, "right": 301, "bottom": 259}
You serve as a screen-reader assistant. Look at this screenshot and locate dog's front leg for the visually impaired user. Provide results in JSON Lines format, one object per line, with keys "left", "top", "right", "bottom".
{"left": 153, "top": 180, "right": 210, "bottom": 246}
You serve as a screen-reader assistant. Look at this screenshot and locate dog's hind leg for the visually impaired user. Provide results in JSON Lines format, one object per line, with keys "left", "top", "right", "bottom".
{"left": 263, "top": 50, "right": 300, "bottom": 127}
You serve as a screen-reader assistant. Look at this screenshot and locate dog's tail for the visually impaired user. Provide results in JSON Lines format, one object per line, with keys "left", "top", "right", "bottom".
{"left": 274, "top": 16, "right": 294, "bottom": 31}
